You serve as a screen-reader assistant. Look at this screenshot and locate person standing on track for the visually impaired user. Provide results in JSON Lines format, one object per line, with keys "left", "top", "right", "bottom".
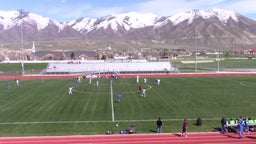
{"left": 156, "top": 117, "right": 163, "bottom": 133}
{"left": 181, "top": 118, "right": 189, "bottom": 137}
{"left": 237, "top": 117, "right": 243, "bottom": 139}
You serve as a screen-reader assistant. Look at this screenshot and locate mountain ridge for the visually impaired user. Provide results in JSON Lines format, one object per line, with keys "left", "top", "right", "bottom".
{"left": 0, "top": 9, "right": 256, "bottom": 50}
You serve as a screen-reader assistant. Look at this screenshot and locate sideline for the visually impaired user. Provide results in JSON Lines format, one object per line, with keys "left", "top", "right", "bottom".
{"left": 0, "top": 118, "right": 221, "bottom": 125}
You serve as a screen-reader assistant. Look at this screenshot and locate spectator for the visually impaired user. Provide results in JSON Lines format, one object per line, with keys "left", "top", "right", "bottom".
{"left": 129, "top": 125, "right": 136, "bottom": 134}
{"left": 244, "top": 117, "right": 249, "bottom": 135}
{"left": 181, "top": 119, "right": 189, "bottom": 137}
{"left": 156, "top": 117, "right": 163, "bottom": 133}
{"left": 221, "top": 117, "right": 227, "bottom": 133}
{"left": 195, "top": 117, "right": 202, "bottom": 126}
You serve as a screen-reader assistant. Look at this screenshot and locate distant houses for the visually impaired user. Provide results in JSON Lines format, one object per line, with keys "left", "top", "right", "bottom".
{"left": 32, "top": 51, "right": 97, "bottom": 61}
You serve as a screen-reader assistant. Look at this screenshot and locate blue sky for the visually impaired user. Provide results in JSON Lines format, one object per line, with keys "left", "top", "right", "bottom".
{"left": 0, "top": 0, "right": 256, "bottom": 22}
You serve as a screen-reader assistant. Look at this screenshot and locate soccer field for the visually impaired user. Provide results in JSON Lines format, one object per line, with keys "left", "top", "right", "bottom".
{"left": 0, "top": 76, "right": 256, "bottom": 136}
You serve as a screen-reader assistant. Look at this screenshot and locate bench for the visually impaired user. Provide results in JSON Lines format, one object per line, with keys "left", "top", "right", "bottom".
{"left": 225, "top": 119, "right": 256, "bottom": 132}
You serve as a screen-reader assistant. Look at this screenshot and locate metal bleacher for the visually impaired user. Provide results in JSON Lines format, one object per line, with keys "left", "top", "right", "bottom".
{"left": 44, "top": 60, "right": 177, "bottom": 74}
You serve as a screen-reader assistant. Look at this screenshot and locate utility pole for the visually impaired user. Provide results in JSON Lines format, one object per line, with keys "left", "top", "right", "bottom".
{"left": 195, "top": 32, "right": 198, "bottom": 72}
{"left": 194, "top": 9, "right": 199, "bottom": 73}
{"left": 217, "top": 49, "right": 220, "bottom": 72}
{"left": 18, "top": 9, "right": 25, "bottom": 75}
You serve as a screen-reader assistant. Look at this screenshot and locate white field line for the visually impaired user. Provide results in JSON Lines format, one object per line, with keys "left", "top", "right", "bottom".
{"left": 110, "top": 80, "right": 115, "bottom": 122}
{"left": 73, "top": 84, "right": 152, "bottom": 94}
{"left": 240, "top": 81, "right": 256, "bottom": 87}
{"left": 0, "top": 118, "right": 221, "bottom": 125}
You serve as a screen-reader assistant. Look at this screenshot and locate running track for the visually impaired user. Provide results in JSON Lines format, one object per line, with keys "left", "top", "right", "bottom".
{"left": 0, "top": 132, "right": 255, "bottom": 144}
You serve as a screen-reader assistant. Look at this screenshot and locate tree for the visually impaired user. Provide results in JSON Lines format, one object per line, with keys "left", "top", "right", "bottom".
{"left": 70, "top": 52, "right": 75, "bottom": 60}
{"left": 101, "top": 55, "right": 107, "bottom": 60}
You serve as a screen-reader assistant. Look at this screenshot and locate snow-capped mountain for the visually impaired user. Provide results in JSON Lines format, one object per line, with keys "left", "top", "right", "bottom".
{"left": 68, "top": 9, "right": 240, "bottom": 33}
{"left": 0, "top": 10, "right": 64, "bottom": 31}
{"left": 155, "top": 8, "right": 239, "bottom": 27}
{"left": 0, "top": 9, "right": 256, "bottom": 49}
{"left": 65, "top": 17, "right": 97, "bottom": 33}
{"left": 0, "top": 10, "right": 80, "bottom": 43}
{"left": 91, "top": 12, "right": 159, "bottom": 31}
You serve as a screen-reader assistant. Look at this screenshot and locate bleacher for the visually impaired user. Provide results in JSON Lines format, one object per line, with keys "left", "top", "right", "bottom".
{"left": 44, "top": 60, "right": 177, "bottom": 74}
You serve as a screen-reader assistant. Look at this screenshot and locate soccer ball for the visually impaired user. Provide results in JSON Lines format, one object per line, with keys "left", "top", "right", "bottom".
{"left": 115, "top": 124, "right": 119, "bottom": 127}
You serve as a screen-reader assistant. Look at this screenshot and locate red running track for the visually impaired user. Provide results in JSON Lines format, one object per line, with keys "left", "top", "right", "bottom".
{"left": 0, "top": 132, "right": 255, "bottom": 144}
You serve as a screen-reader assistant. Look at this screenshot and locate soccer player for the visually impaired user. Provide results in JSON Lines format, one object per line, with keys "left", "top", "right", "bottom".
{"left": 141, "top": 88, "right": 146, "bottom": 97}
{"left": 76, "top": 78, "right": 79, "bottom": 87}
{"left": 136, "top": 75, "right": 139, "bottom": 83}
{"left": 15, "top": 79, "right": 19, "bottom": 87}
{"left": 7, "top": 82, "right": 11, "bottom": 89}
{"left": 144, "top": 78, "right": 147, "bottom": 83}
{"left": 117, "top": 92, "right": 122, "bottom": 103}
{"left": 138, "top": 85, "right": 142, "bottom": 93}
{"left": 156, "top": 78, "right": 160, "bottom": 85}
{"left": 89, "top": 77, "right": 92, "bottom": 85}
{"left": 77, "top": 76, "right": 81, "bottom": 83}
{"left": 68, "top": 86, "right": 73, "bottom": 95}
{"left": 68, "top": 79, "right": 72, "bottom": 84}
{"left": 96, "top": 80, "right": 99, "bottom": 87}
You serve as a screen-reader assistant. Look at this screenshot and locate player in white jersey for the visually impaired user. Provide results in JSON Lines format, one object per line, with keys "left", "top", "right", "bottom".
{"left": 141, "top": 89, "right": 146, "bottom": 97}
{"left": 96, "top": 80, "right": 99, "bottom": 87}
{"left": 15, "top": 79, "right": 19, "bottom": 87}
{"left": 89, "top": 78, "right": 92, "bottom": 84}
{"left": 68, "top": 86, "right": 73, "bottom": 95}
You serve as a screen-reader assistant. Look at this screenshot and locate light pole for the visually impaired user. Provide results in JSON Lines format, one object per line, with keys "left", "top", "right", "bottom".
{"left": 194, "top": 9, "right": 199, "bottom": 73}
{"left": 194, "top": 32, "right": 198, "bottom": 72}
{"left": 18, "top": 9, "right": 25, "bottom": 75}
{"left": 217, "top": 49, "right": 220, "bottom": 72}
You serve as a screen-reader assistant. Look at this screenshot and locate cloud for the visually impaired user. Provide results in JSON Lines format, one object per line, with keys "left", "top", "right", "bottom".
{"left": 44, "top": 4, "right": 92, "bottom": 21}
{"left": 60, "top": 0, "right": 66, "bottom": 3}
{"left": 218, "top": 0, "right": 256, "bottom": 15}
{"left": 127, "top": 0, "right": 256, "bottom": 18}
{"left": 137, "top": 0, "right": 222, "bottom": 15}
{"left": 87, "top": 7, "right": 124, "bottom": 17}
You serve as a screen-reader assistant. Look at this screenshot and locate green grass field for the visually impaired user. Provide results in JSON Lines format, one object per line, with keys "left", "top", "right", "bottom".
{"left": 0, "top": 76, "right": 256, "bottom": 137}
